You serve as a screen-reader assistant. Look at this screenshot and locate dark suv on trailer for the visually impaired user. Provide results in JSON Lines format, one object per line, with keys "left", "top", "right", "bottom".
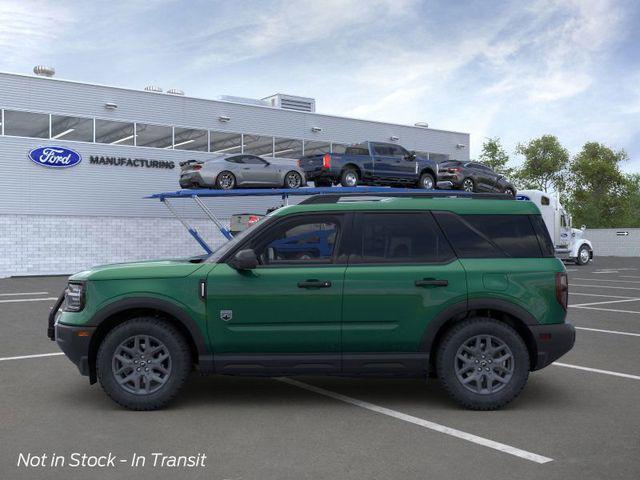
{"left": 50, "top": 192, "right": 574, "bottom": 411}
{"left": 438, "top": 161, "right": 516, "bottom": 195}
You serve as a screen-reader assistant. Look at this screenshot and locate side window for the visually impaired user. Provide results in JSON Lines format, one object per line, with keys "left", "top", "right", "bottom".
{"left": 243, "top": 155, "right": 267, "bottom": 165}
{"left": 462, "top": 215, "right": 543, "bottom": 258}
{"left": 225, "top": 156, "right": 243, "bottom": 164}
{"left": 252, "top": 217, "right": 340, "bottom": 265}
{"left": 530, "top": 215, "right": 555, "bottom": 257}
{"left": 373, "top": 144, "right": 391, "bottom": 156}
{"left": 433, "top": 212, "right": 504, "bottom": 258}
{"left": 541, "top": 196, "right": 550, "bottom": 206}
{"left": 354, "top": 213, "right": 454, "bottom": 264}
{"left": 389, "top": 145, "right": 407, "bottom": 158}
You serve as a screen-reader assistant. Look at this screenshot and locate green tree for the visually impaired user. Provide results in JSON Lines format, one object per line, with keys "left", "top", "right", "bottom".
{"left": 514, "top": 135, "right": 569, "bottom": 192}
{"left": 478, "top": 137, "right": 513, "bottom": 176}
{"left": 567, "top": 142, "right": 632, "bottom": 228}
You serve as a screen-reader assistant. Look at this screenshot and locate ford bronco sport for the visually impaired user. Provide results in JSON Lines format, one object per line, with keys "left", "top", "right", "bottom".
{"left": 49, "top": 191, "right": 574, "bottom": 411}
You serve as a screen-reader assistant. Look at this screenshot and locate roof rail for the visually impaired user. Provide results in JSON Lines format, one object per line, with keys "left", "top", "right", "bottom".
{"left": 299, "top": 191, "right": 512, "bottom": 205}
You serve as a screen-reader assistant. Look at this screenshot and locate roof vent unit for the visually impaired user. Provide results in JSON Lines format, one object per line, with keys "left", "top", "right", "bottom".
{"left": 144, "top": 85, "right": 163, "bottom": 93}
{"left": 219, "top": 95, "right": 270, "bottom": 107}
{"left": 167, "top": 88, "right": 185, "bottom": 96}
{"left": 262, "top": 94, "right": 316, "bottom": 112}
{"left": 33, "top": 65, "right": 55, "bottom": 77}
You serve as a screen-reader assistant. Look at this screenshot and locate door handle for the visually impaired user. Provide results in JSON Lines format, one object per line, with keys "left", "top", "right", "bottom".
{"left": 297, "top": 280, "right": 332, "bottom": 289}
{"left": 415, "top": 278, "right": 448, "bottom": 287}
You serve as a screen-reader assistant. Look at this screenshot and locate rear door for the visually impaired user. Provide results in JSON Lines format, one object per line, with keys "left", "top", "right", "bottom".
{"left": 341, "top": 212, "right": 467, "bottom": 373}
{"left": 371, "top": 143, "right": 396, "bottom": 179}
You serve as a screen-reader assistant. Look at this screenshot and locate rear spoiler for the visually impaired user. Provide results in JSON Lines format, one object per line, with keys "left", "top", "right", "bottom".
{"left": 179, "top": 159, "right": 203, "bottom": 168}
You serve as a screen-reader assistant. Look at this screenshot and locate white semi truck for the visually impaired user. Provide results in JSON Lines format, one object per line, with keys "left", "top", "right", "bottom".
{"left": 517, "top": 190, "right": 593, "bottom": 265}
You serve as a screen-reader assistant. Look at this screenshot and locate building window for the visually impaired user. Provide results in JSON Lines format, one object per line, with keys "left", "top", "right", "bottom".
{"left": 51, "top": 115, "right": 93, "bottom": 142}
{"left": 95, "top": 119, "right": 135, "bottom": 145}
{"left": 303, "top": 140, "right": 331, "bottom": 156}
{"left": 210, "top": 131, "right": 242, "bottom": 154}
{"left": 3, "top": 110, "right": 49, "bottom": 138}
{"left": 243, "top": 134, "right": 274, "bottom": 156}
{"left": 173, "top": 127, "right": 208, "bottom": 151}
{"left": 274, "top": 137, "right": 303, "bottom": 159}
{"left": 135, "top": 123, "right": 172, "bottom": 149}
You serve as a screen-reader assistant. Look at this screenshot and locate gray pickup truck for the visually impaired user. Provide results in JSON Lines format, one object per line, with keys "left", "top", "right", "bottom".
{"left": 298, "top": 141, "right": 440, "bottom": 189}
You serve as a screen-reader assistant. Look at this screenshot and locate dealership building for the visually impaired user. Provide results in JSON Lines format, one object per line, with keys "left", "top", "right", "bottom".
{"left": 0, "top": 69, "right": 470, "bottom": 277}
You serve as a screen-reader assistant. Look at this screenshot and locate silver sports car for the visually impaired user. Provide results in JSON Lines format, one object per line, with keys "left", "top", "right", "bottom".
{"left": 179, "top": 154, "right": 306, "bottom": 190}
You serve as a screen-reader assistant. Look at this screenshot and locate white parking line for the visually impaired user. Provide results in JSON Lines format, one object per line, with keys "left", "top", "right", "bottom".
{"left": 570, "top": 292, "right": 637, "bottom": 299}
{"left": 620, "top": 275, "right": 640, "bottom": 279}
{"left": 570, "top": 284, "right": 640, "bottom": 292}
{"left": 553, "top": 363, "right": 640, "bottom": 380}
{"left": 278, "top": 377, "right": 553, "bottom": 464}
{"left": 0, "top": 352, "right": 64, "bottom": 362}
{"left": 575, "top": 327, "right": 640, "bottom": 337}
{"left": 573, "top": 278, "right": 640, "bottom": 284}
{"left": 569, "top": 298, "right": 640, "bottom": 308}
{"left": 0, "top": 297, "right": 58, "bottom": 304}
{"left": 571, "top": 305, "right": 640, "bottom": 314}
{"left": 0, "top": 291, "right": 49, "bottom": 296}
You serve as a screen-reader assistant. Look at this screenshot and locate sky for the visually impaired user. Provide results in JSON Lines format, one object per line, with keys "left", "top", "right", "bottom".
{"left": 1, "top": 0, "right": 639, "bottom": 171}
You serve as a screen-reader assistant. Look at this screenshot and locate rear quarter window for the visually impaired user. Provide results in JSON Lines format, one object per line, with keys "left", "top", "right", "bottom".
{"left": 434, "top": 212, "right": 545, "bottom": 258}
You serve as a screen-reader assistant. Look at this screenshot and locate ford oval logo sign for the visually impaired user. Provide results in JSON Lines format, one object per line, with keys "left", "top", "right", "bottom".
{"left": 28, "top": 146, "right": 82, "bottom": 168}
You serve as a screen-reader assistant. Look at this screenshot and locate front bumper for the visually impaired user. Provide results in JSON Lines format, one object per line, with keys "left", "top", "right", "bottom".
{"left": 529, "top": 322, "right": 575, "bottom": 370}
{"left": 55, "top": 322, "right": 95, "bottom": 376}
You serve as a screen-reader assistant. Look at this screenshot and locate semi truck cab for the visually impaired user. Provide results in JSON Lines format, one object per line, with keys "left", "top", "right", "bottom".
{"left": 517, "top": 190, "right": 593, "bottom": 265}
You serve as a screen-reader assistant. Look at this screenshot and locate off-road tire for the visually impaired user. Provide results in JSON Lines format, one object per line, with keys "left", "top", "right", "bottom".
{"left": 436, "top": 318, "right": 529, "bottom": 410}
{"left": 97, "top": 317, "right": 192, "bottom": 411}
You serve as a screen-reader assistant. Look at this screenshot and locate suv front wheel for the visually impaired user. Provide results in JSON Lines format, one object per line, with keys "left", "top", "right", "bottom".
{"left": 96, "top": 317, "right": 192, "bottom": 410}
{"left": 436, "top": 318, "right": 529, "bottom": 410}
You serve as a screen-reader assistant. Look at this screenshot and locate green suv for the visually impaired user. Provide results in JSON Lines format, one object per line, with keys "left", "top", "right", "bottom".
{"left": 48, "top": 192, "right": 574, "bottom": 410}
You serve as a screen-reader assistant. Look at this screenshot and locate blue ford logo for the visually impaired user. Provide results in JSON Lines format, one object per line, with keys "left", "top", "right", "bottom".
{"left": 28, "top": 146, "right": 82, "bottom": 168}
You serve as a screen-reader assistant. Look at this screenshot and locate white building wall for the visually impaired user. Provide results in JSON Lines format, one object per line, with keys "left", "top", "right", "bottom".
{"left": 0, "top": 215, "right": 231, "bottom": 278}
{"left": 585, "top": 228, "right": 640, "bottom": 257}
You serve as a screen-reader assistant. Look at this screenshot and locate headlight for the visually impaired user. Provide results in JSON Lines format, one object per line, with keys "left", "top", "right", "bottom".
{"left": 63, "top": 283, "right": 85, "bottom": 312}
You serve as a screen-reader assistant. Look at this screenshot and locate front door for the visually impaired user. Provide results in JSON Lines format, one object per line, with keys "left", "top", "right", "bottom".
{"left": 207, "top": 213, "right": 348, "bottom": 372}
{"left": 341, "top": 212, "right": 467, "bottom": 373}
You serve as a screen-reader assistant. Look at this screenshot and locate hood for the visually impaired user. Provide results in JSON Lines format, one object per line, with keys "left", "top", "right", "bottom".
{"left": 69, "top": 258, "right": 208, "bottom": 281}
{"left": 572, "top": 228, "right": 584, "bottom": 240}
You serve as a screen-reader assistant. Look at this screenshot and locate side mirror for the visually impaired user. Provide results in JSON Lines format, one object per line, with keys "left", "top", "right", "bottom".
{"left": 229, "top": 249, "right": 258, "bottom": 271}
{"left": 405, "top": 151, "right": 416, "bottom": 161}
{"left": 581, "top": 225, "right": 586, "bottom": 231}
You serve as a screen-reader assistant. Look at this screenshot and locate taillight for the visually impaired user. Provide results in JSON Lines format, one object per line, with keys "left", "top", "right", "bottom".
{"left": 248, "top": 215, "right": 260, "bottom": 226}
{"left": 449, "top": 167, "right": 460, "bottom": 173}
{"left": 322, "top": 153, "right": 331, "bottom": 168}
{"left": 297, "top": 159, "right": 301, "bottom": 167}
{"left": 192, "top": 165, "right": 202, "bottom": 170}
{"left": 556, "top": 272, "right": 568, "bottom": 310}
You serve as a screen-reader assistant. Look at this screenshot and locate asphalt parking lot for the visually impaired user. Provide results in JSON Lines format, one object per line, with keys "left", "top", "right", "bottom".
{"left": 1, "top": 257, "right": 639, "bottom": 480}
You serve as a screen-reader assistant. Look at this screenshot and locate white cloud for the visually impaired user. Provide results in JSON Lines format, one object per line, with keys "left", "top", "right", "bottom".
{"left": 0, "top": 0, "right": 74, "bottom": 69}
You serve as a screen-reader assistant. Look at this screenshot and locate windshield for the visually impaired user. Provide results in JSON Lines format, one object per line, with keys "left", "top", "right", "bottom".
{"left": 206, "top": 215, "right": 276, "bottom": 263}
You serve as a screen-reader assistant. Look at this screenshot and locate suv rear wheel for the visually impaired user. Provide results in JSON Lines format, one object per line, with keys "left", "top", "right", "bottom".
{"left": 96, "top": 317, "right": 192, "bottom": 410}
{"left": 436, "top": 318, "right": 529, "bottom": 410}
{"left": 462, "top": 178, "right": 475, "bottom": 192}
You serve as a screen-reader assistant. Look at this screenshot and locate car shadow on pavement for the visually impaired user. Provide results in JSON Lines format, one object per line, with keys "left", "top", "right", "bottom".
{"left": 56, "top": 371, "right": 572, "bottom": 413}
